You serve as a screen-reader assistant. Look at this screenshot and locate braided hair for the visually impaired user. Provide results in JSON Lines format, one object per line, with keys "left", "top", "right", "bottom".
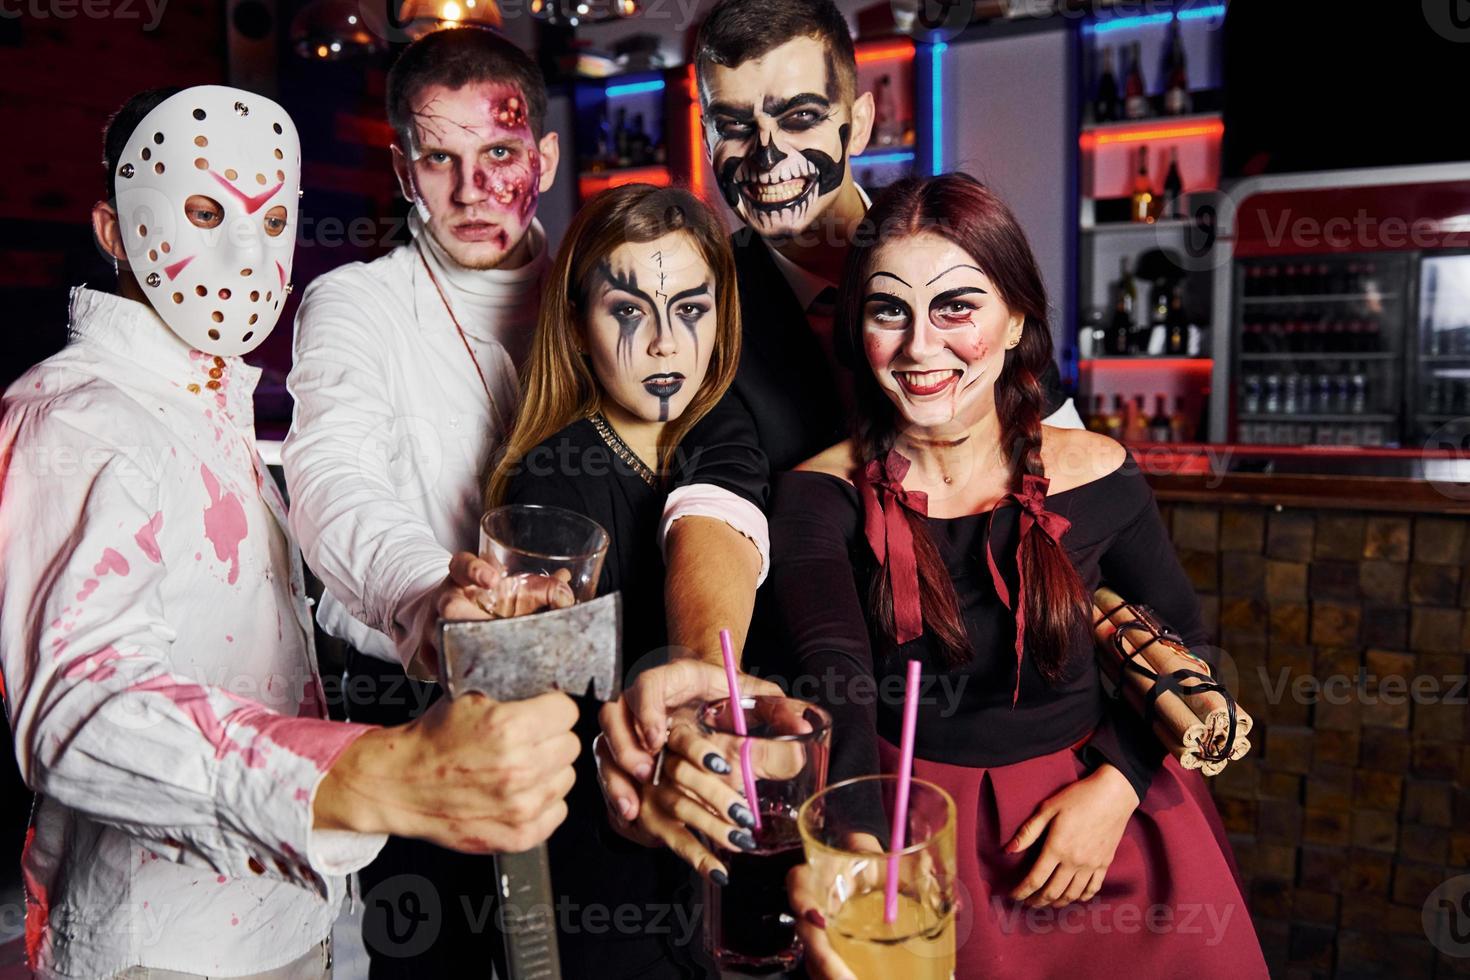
{"left": 835, "top": 173, "right": 1088, "bottom": 678}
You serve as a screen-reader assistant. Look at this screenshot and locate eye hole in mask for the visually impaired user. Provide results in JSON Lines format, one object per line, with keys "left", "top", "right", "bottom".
{"left": 185, "top": 195, "right": 223, "bottom": 229}
{"left": 263, "top": 205, "right": 288, "bottom": 238}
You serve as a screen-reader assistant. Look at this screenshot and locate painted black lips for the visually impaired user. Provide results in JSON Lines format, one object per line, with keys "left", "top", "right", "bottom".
{"left": 643, "top": 373, "right": 685, "bottom": 397}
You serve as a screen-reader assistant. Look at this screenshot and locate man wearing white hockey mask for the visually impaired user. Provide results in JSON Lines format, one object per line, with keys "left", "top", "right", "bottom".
{"left": 0, "top": 85, "right": 581, "bottom": 980}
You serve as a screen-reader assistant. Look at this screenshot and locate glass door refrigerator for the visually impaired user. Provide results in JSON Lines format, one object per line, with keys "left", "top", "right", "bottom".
{"left": 1414, "top": 252, "right": 1470, "bottom": 449}
{"left": 1212, "top": 165, "right": 1470, "bottom": 448}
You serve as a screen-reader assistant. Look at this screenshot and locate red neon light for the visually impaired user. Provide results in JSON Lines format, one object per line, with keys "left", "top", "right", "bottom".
{"left": 578, "top": 166, "right": 672, "bottom": 197}
{"left": 1080, "top": 120, "right": 1224, "bottom": 148}
{"left": 686, "top": 64, "right": 705, "bottom": 201}
{"left": 856, "top": 42, "right": 914, "bottom": 64}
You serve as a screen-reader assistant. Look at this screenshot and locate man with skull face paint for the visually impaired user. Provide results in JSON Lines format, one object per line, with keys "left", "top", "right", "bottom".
{"left": 0, "top": 85, "right": 581, "bottom": 979}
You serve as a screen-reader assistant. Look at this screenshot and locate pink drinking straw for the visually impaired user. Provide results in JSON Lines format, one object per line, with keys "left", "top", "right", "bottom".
{"left": 886, "top": 657, "right": 923, "bottom": 923}
{"left": 719, "top": 628, "right": 762, "bottom": 832}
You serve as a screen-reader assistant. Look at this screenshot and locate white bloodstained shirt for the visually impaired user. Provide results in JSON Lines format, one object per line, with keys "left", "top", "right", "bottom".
{"left": 0, "top": 288, "right": 385, "bottom": 978}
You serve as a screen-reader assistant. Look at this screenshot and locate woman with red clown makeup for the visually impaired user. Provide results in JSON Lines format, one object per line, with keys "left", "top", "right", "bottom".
{"left": 771, "top": 174, "right": 1269, "bottom": 980}
{"left": 0, "top": 85, "right": 579, "bottom": 980}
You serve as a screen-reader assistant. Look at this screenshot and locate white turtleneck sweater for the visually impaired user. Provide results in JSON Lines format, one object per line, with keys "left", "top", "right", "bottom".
{"left": 283, "top": 214, "right": 550, "bottom": 663}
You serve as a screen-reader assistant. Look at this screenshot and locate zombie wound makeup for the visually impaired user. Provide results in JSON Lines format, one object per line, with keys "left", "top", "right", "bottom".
{"left": 861, "top": 235, "right": 1022, "bottom": 433}
{"left": 406, "top": 82, "right": 541, "bottom": 266}
{"left": 702, "top": 36, "right": 854, "bottom": 239}
{"left": 113, "top": 85, "right": 301, "bottom": 357}
{"left": 585, "top": 235, "right": 716, "bottom": 425}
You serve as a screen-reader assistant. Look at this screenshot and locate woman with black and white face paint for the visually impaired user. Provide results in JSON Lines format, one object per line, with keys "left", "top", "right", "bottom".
{"left": 487, "top": 183, "right": 779, "bottom": 978}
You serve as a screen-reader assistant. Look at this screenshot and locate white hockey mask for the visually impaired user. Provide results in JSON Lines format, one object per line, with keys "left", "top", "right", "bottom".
{"left": 113, "top": 85, "right": 301, "bottom": 357}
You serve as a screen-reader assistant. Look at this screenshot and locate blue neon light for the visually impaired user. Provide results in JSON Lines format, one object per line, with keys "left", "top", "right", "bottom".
{"left": 1085, "top": 5, "right": 1225, "bottom": 34}
{"left": 1176, "top": 4, "right": 1227, "bottom": 21}
{"left": 855, "top": 150, "right": 916, "bottom": 166}
{"left": 930, "top": 41, "right": 946, "bottom": 175}
{"left": 1087, "top": 11, "right": 1172, "bottom": 34}
{"left": 605, "top": 79, "right": 665, "bottom": 98}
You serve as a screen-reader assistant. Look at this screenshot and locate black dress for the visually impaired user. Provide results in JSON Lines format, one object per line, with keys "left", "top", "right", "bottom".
{"left": 504, "top": 417, "right": 704, "bottom": 979}
{"left": 765, "top": 453, "right": 1207, "bottom": 799}
{"left": 764, "top": 455, "right": 1269, "bottom": 978}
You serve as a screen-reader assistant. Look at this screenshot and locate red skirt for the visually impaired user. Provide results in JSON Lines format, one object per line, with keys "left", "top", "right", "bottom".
{"left": 878, "top": 739, "right": 1269, "bottom": 980}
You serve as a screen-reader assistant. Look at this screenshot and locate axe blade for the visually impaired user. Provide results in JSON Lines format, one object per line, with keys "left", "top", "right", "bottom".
{"left": 439, "top": 590, "right": 624, "bottom": 703}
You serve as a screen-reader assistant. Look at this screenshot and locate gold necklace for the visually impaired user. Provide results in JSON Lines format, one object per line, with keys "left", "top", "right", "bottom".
{"left": 590, "top": 413, "right": 658, "bottom": 488}
{"left": 416, "top": 242, "right": 507, "bottom": 434}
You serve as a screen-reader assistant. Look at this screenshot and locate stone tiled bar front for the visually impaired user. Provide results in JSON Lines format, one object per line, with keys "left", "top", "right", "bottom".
{"left": 1145, "top": 461, "right": 1470, "bottom": 978}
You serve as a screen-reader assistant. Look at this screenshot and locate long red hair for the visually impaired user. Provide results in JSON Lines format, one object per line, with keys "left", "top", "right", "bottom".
{"left": 837, "top": 173, "right": 1088, "bottom": 679}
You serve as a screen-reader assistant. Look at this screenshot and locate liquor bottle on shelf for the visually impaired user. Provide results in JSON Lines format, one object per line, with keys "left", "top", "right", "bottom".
{"left": 588, "top": 105, "right": 612, "bottom": 172}
{"left": 1166, "top": 285, "right": 1187, "bottom": 355}
{"left": 1171, "top": 397, "right": 1194, "bottom": 442}
{"left": 1109, "top": 290, "right": 1132, "bottom": 355}
{"left": 613, "top": 107, "right": 631, "bottom": 167}
{"left": 1242, "top": 374, "right": 1261, "bottom": 415}
{"left": 1130, "top": 146, "right": 1155, "bottom": 223}
{"left": 1104, "top": 395, "right": 1125, "bottom": 441}
{"left": 1244, "top": 266, "right": 1262, "bottom": 297}
{"left": 1126, "top": 394, "right": 1150, "bottom": 443}
{"left": 1094, "top": 47, "right": 1119, "bottom": 123}
{"left": 1350, "top": 365, "right": 1368, "bottom": 414}
{"left": 630, "top": 113, "right": 650, "bottom": 165}
{"left": 1085, "top": 394, "right": 1107, "bottom": 433}
{"left": 1261, "top": 264, "right": 1280, "bottom": 296}
{"left": 1118, "top": 256, "right": 1138, "bottom": 315}
{"left": 1124, "top": 41, "right": 1149, "bottom": 120}
{"left": 1161, "top": 147, "right": 1184, "bottom": 220}
{"left": 1163, "top": 18, "right": 1191, "bottom": 115}
{"left": 1148, "top": 394, "right": 1172, "bottom": 442}
{"left": 1263, "top": 374, "right": 1281, "bottom": 414}
{"left": 1283, "top": 372, "right": 1300, "bottom": 414}
{"left": 1146, "top": 279, "right": 1169, "bottom": 355}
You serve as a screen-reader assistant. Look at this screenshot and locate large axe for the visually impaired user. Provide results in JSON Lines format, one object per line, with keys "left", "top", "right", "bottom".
{"left": 440, "top": 590, "right": 623, "bottom": 980}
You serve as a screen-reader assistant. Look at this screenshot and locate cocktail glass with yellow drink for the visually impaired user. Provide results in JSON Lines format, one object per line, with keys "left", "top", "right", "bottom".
{"left": 797, "top": 775, "right": 957, "bottom": 979}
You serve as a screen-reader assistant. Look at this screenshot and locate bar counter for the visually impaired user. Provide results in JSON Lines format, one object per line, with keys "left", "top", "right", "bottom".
{"left": 1133, "top": 441, "right": 1470, "bottom": 977}
{"left": 1133, "top": 443, "right": 1470, "bottom": 515}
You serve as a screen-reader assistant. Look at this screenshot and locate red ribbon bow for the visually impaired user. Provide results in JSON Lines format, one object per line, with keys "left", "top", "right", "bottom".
{"left": 984, "top": 473, "right": 1072, "bottom": 706}
{"left": 859, "top": 451, "right": 928, "bottom": 645}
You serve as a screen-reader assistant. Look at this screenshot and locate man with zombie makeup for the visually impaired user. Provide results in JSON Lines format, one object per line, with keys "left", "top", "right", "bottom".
{"left": 0, "top": 85, "right": 580, "bottom": 980}
{"left": 282, "top": 26, "right": 772, "bottom": 974}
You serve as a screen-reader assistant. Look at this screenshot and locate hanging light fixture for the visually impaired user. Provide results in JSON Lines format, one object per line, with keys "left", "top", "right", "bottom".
{"left": 530, "top": 0, "right": 638, "bottom": 25}
{"left": 289, "top": 0, "right": 387, "bottom": 60}
{"left": 396, "top": 0, "right": 503, "bottom": 38}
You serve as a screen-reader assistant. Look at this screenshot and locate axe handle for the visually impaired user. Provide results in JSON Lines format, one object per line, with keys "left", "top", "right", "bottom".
{"left": 495, "top": 844, "right": 562, "bottom": 980}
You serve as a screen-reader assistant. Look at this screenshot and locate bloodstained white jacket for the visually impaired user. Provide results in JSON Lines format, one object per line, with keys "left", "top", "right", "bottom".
{"left": 0, "top": 288, "right": 385, "bottom": 978}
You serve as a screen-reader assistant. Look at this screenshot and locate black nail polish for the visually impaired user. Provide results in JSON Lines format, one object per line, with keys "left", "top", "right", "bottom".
{"left": 728, "top": 802, "right": 756, "bottom": 830}
{"left": 704, "top": 753, "right": 731, "bottom": 774}
{"left": 710, "top": 869, "right": 729, "bottom": 887}
{"left": 730, "top": 829, "right": 757, "bottom": 851}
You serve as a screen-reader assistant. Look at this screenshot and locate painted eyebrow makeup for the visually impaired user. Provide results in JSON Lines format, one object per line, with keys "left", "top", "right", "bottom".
{"left": 762, "top": 93, "right": 832, "bottom": 116}
{"left": 926, "top": 263, "right": 987, "bottom": 286}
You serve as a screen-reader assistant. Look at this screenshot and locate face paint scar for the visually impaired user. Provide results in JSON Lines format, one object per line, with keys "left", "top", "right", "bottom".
{"left": 494, "top": 95, "right": 527, "bottom": 130}
{"left": 653, "top": 250, "right": 668, "bottom": 304}
{"left": 200, "top": 464, "right": 247, "bottom": 585}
